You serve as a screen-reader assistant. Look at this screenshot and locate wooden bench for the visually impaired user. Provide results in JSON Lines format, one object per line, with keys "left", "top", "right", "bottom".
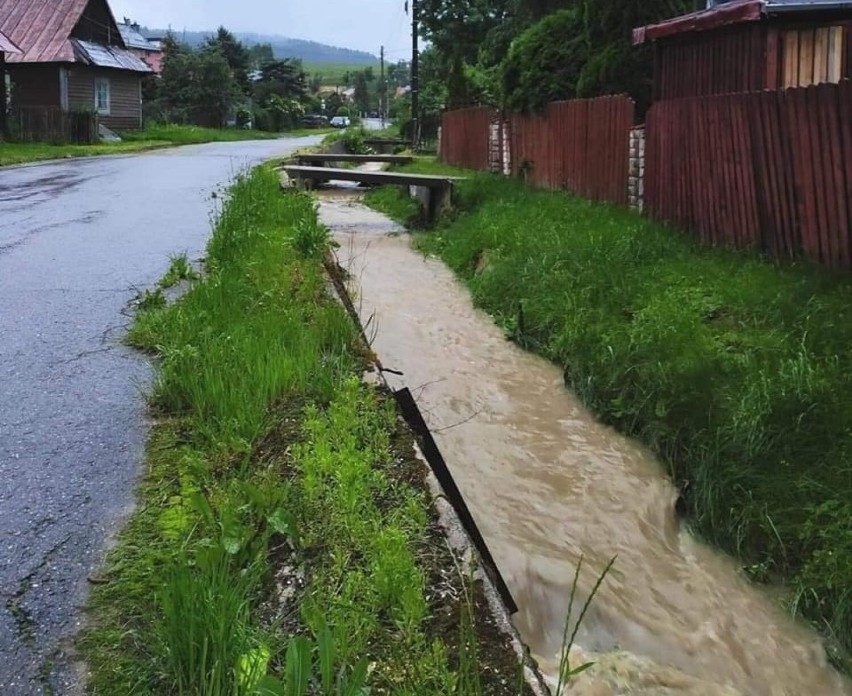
{"left": 295, "top": 153, "right": 414, "bottom": 166}
{"left": 282, "top": 165, "right": 461, "bottom": 222}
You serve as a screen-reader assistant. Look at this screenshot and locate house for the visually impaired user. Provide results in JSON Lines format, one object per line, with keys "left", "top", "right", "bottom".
{"left": 633, "top": 0, "right": 852, "bottom": 102}
{"left": 118, "top": 20, "right": 164, "bottom": 75}
{"left": 0, "top": 0, "right": 153, "bottom": 131}
{"left": 0, "top": 29, "right": 21, "bottom": 137}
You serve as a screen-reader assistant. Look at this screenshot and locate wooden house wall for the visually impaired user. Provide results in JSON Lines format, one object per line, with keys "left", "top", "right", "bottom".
{"left": 653, "top": 25, "right": 769, "bottom": 101}
{"left": 68, "top": 66, "right": 141, "bottom": 130}
{"left": 7, "top": 64, "right": 60, "bottom": 107}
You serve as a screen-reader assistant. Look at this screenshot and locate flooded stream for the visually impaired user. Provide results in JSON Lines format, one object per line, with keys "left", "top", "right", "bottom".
{"left": 318, "top": 189, "right": 852, "bottom": 695}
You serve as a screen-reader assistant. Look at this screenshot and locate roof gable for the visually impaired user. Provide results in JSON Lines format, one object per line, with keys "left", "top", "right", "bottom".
{"left": 0, "top": 0, "right": 127, "bottom": 64}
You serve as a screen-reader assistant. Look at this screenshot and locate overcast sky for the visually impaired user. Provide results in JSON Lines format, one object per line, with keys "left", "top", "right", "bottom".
{"left": 109, "top": 0, "right": 413, "bottom": 57}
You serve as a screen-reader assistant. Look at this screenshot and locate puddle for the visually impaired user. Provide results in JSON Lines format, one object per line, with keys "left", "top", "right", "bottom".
{"left": 318, "top": 189, "right": 852, "bottom": 695}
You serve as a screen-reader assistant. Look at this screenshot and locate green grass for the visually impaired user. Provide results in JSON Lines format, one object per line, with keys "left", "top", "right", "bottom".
{"left": 303, "top": 62, "right": 379, "bottom": 87}
{"left": 362, "top": 158, "right": 470, "bottom": 227}
{"left": 366, "top": 166, "right": 852, "bottom": 671}
{"left": 81, "top": 165, "right": 530, "bottom": 695}
{"left": 393, "top": 158, "right": 469, "bottom": 177}
{"left": 120, "top": 124, "right": 282, "bottom": 145}
{"left": 0, "top": 124, "right": 325, "bottom": 167}
{"left": 0, "top": 140, "right": 171, "bottom": 166}
{"left": 363, "top": 186, "right": 422, "bottom": 227}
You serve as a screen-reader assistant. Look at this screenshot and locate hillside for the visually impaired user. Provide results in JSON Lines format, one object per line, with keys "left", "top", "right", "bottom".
{"left": 141, "top": 28, "right": 378, "bottom": 65}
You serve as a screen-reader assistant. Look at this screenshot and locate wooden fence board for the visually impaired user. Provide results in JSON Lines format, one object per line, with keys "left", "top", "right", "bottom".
{"left": 839, "top": 82, "right": 852, "bottom": 264}
{"left": 645, "top": 82, "right": 852, "bottom": 269}
{"left": 442, "top": 96, "right": 633, "bottom": 207}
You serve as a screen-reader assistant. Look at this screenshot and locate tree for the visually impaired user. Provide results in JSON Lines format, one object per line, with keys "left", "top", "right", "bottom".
{"left": 353, "top": 72, "right": 371, "bottom": 112}
{"left": 252, "top": 59, "right": 308, "bottom": 131}
{"left": 207, "top": 27, "right": 251, "bottom": 94}
{"left": 158, "top": 40, "right": 239, "bottom": 126}
{"left": 418, "top": 0, "right": 691, "bottom": 113}
{"left": 387, "top": 61, "right": 411, "bottom": 88}
{"left": 325, "top": 91, "right": 345, "bottom": 115}
{"left": 420, "top": 0, "right": 518, "bottom": 108}
{"left": 248, "top": 43, "right": 275, "bottom": 69}
{"left": 501, "top": 9, "right": 585, "bottom": 112}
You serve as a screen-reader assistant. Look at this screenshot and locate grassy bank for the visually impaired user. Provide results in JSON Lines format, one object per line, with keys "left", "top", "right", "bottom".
{"left": 0, "top": 124, "right": 323, "bottom": 167}
{"left": 0, "top": 140, "right": 172, "bottom": 166}
{"left": 81, "top": 166, "right": 529, "bottom": 694}
{"left": 363, "top": 159, "right": 467, "bottom": 226}
{"left": 366, "top": 168, "right": 852, "bottom": 669}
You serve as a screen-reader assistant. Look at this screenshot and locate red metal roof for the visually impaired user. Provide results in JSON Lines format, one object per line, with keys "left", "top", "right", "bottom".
{"left": 633, "top": 1, "right": 765, "bottom": 45}
{"left": 0, "top": 29, "right": 21, "bottom": 54}
{"left": 0, "top": 0, "right": 90, "bottom": 63}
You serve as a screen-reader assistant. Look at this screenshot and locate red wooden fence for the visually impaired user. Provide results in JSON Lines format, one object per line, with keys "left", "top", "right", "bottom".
{"left": 440, "top": 96, "right": 635, "bottom": 207}
{"left": 510, "top": 96, "right": 634, "bottom": 205}
{"left": 439, "top": 106, "right": 494, "bottom": 171}
{"left": 645, "top": 81, "right": 852, "bottom": 269}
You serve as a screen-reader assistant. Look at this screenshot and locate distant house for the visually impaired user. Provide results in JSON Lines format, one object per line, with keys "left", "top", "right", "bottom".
{"left": 0, "top": 0, "right": 153, "bottom": 131}
{"left": 633, "top": 0, "right": 852, "bottom": 102}
{"left": 118, "top": 20, "right": 164, "bottom": 75}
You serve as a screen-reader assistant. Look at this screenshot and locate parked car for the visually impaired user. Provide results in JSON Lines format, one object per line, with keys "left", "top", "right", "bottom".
{"left": 330, "top": 116, "right": 351, "bottom": 128}
{"left": 300, "top": 114, "right": 329, "bottom": 128}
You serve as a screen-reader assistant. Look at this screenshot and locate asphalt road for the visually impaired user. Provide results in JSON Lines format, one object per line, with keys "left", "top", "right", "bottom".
{"left": 0, "top": 137, "right": 319, "bottom": 695}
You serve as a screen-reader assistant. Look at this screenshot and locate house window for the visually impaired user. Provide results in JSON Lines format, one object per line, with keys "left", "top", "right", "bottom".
{"left": 781, "top": 26, "right": 844, "bottom": 88}
{"left": 94, "top": 77, "right": 111, "bottom": 115}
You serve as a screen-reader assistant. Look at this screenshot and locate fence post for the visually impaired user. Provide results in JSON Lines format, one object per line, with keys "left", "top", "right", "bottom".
{"left": 628, "top": 126, "right": 646, "bottom": 211}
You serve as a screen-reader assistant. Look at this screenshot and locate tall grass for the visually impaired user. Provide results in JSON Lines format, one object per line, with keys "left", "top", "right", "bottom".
{"left": 415, "top": 172, "right": 852, "bottom": 668}
{"left": 84, "top": 166, "right": 536, "bottom": 695}
{"left": 128, "top": 169, "right": 357, "bottom": 450}
{"left": 121, "top": 124, "right": 281, "bottom": 144}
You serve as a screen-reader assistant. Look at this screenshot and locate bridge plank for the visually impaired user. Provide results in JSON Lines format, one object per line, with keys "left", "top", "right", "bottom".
{"left": 282, "top": 166, "right": 463, "bottom": 188}
{"left": 295, "top": 154, "right": 415, "bottom": 164}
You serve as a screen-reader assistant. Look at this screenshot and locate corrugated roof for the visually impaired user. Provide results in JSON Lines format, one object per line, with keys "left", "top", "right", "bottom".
{"left": 633, "top": 0, "right": 852, "bottom": 44}
{"left": 764, "top": 0, "right": 852, "bottom": 11}
{"left": 73, "top": 39, "right": 151, "bottom": 72}
{"left": 118, "top": 23, "right": 155, "bottom": 51}
{"left": 0, "top": 29, "right": 21, "bottom": 53}
{"left": 633, "top": 1, "right": 764, "bottom": 44}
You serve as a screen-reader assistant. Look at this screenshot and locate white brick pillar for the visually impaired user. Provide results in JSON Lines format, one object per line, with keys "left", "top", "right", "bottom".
{"left": 628, "top": 126, "right": 645, "bottom": 212}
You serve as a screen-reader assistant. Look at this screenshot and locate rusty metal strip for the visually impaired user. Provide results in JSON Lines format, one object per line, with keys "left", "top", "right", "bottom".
{"left": 393, "top": 387, "right": 518, "bottom": 614}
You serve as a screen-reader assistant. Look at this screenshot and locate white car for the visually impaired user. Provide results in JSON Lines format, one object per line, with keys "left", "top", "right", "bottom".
{"left": 330, "top": 116, "right": 351, "bottom": 128}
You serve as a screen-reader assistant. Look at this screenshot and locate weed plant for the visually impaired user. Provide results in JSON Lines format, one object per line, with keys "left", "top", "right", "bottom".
{"left": 409, "top": 171, "right": 852, "bottom": 668}
{"left": 159, "top": 253, "right": 200, "bottom": 289}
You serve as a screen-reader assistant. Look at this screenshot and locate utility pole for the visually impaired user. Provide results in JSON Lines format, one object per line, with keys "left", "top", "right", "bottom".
{"left": 410, "top": 0, "right": 419, "bottom": 149}
{"left": 380, "top": 45, "right": 386, "bottom": 127}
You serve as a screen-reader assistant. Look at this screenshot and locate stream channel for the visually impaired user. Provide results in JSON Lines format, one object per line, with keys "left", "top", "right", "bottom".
{"left": 317, "top": 187, "right": 852, "bottom": 696}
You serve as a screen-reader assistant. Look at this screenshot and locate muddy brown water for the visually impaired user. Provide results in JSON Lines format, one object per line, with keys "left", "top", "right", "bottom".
{"left": 317, "top": 189, "right": 852, "bottom": 695}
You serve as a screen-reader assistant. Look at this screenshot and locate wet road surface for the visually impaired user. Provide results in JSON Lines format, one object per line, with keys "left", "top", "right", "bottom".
{"left": 0, "top": 138, "right": 318, "bottom": 695}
